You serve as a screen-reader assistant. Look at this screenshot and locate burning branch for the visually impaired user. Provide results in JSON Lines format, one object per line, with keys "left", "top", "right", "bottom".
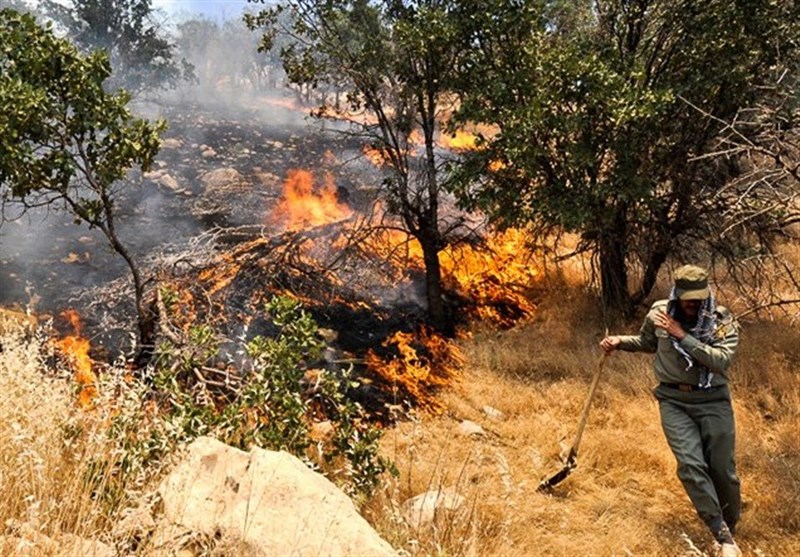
{"left": 365, "top": 325, "right": 464, "bottom": 414}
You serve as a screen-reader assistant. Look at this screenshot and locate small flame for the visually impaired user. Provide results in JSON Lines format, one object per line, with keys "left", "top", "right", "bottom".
{"left": 488, "top": 159, "right": 507, "bottom": 172}
{"left": 365, "top": 325, "right": 463, "bottom": 413}
{"left": 63, "top": 308, "right": 82, "bottom": 336}
{"left": 57, "top": 309, "right": 97, "bottom": 407}
{"left": 199, "top": 237, "right": 270, "bottom": 297}
{"left": 439, "top": 129, "right": 479, "bottom": 151}
{"left": 270, "top": 169, "right": 352, "bottom": 231}
{"left": 362, "top": 228, "right": 425, "bottom": 274}
{"left": 363, "top": 144, "right": 390, "bottom": 167}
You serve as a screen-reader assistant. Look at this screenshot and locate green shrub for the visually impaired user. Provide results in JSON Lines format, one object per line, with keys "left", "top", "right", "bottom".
{"left": 117, "top": 294, "right": 394, "bottom": 498}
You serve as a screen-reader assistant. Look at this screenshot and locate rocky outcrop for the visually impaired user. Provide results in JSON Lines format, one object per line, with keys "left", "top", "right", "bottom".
{"left": 154, "top": 436, "right": 396, "bottom": 556}
{"left": 199, "top": 168, "right": 247, "bottom": 194}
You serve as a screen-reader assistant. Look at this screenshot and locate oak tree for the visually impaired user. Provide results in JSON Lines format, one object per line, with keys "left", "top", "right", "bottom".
{"left": 450, "top": 0, "right": 800, "bottom": 314}
{"left": 0, "top": 8, "right": 166, "bottom": 361}
{"left": 246, "top": 0, "right": 468, "bottom": 333}
{"left": 44, "top": 0, "right": 193, "bottom": 95}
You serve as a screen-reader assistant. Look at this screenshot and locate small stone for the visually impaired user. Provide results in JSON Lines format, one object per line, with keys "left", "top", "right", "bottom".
{"left": 456, "top": 420, "right": 484, "bottom": 437}
{"left": 402, "top": 488, "right": 465, "bottom": 530}
{"left": 482, "top": 405, "right": 506, "bottom": 421}
{"left": 158, "top": 174, "right": 180, "bottom": 191}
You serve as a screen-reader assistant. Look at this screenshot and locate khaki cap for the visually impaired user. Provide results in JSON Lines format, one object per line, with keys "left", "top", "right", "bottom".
{"left": 673, "top": 264, "right": 710, "bottom": 300}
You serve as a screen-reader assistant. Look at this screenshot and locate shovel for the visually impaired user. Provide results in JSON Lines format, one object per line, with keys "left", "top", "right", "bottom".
{"left": 537, "top": 352, "right": 608, "bottom": 492}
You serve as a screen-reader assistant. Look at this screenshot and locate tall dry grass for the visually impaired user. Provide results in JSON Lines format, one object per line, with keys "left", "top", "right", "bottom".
{"left": 369, "top": 275, "right": 800, "bottom": 556}
{"left": 0, "top": 317, "right": 156, "bottom": 555}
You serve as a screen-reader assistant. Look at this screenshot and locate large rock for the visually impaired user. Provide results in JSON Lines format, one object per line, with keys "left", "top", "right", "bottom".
{"left": 199, "top": 168, "right": 247, "bottom": 193}
{"left": 157, "top": 436, "right": 396, "bottom": 557}
{"left": 193, "top": 168, "right": 251, "bottom": 221}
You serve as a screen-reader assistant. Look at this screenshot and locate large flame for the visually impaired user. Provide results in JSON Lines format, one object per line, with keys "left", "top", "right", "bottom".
{"left": 270, "top": 169, "right": 352, "bottom": 231}
{"left": 365, "top": 325, "right": 463, "bottom": 413}
{"left": 363, "top": 226, "right": 539, "bottom": 326}
{"left": 440, "top": 229, "right": 538, "bottom": 327}
{"left": 57, "top": 309, "right": 97, "bottom": 407}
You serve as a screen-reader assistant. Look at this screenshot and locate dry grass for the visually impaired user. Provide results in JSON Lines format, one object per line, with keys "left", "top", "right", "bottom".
{"left": 2, "top": 257, "right": 799, "bottom": 556}
{"left": 370, "top": 282, "right": 800, "bottom": 556}
{"left": 0, "top": 317, "right": 158, "bottom": 555}
{"left": 0, "top": 320, "right": 108, "bottom": 545}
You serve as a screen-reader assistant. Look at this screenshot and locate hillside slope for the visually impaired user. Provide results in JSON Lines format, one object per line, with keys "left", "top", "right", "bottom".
{"left": 370, "top": 291, "right": 800, "bottom": 556}
{"left": 1, "top": 282, "right": 798, "bottom": 556}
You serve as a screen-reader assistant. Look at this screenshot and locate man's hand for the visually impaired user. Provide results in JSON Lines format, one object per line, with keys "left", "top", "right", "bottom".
{"left": 600, "top": 336, "right": 621, "bottom": 353}
{"left": 654, "top": 309, "right": 686, "bottom": 340}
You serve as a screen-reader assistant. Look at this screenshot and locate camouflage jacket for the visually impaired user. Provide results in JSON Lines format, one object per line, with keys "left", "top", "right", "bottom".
{"left": 616, "top": 300, "right": 739, "bottom": 387}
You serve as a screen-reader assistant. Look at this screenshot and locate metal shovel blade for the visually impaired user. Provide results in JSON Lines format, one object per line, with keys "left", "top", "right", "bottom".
{"left": 536, "top": 354, "right": 607, "bottom": 493}
{"left": 537, "top": 451, "right": 577, "bottom": 492}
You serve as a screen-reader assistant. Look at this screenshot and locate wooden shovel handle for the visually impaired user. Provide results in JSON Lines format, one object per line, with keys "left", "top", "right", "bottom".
{"left": 568, "top": 353, "right": 608, "bottom": 457}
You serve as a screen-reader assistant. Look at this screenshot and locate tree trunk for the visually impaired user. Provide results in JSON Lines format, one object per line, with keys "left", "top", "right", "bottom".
{"left": 420, "top": 237, "right": 452, "bottom": 336}
{"left": 631, "top": 240, "right": 671, "bottom": 307}
{"left": 598, "top": 208, "right": 632, "bottom": 315}
{"left": 108, "top": 234, "right": 156, "bottom": 368}
{"left": 99, "top": 205, "right": 156, "bottom": 369}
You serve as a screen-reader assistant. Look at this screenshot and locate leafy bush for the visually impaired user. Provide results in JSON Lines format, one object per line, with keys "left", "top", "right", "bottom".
{"left": 120, "top": 294, "right": 395, "bottom": 498}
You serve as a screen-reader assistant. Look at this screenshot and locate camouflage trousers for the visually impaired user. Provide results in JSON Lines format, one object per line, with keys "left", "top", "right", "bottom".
{"left": 654, "top": 384, "right": 741, "bottom": 532}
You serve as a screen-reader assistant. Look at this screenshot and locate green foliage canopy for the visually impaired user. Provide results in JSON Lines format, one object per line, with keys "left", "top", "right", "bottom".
{"left": 44, "top": 0, "right": 193, "bottom": 94}
{"left": 0, "top": 8, "right": 165, "bottom": 349}
{"left": 0, "top": 8, "right": 164, "bottom": 215}
{"left": 449, "top": 0, "right": 800, "bottom": 311}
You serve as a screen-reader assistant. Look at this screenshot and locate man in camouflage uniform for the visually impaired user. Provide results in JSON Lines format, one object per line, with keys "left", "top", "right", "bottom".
{"left": 600, "top": 265, "right": 742, "bottom": 557}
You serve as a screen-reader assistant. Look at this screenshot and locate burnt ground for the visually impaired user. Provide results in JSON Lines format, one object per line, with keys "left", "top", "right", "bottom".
{"left": 0, "top": 97, "right": 384, "bottom": 347}
{"left": 0, "top": 95, "right": 521, "bottom": 419}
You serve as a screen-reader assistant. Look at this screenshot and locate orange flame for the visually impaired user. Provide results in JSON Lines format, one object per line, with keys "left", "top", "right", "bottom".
{"left": 439, "top": 129, "right": 479, "bottom": 151}
{"left": 365, "top": 325, "right": 463, "bottom": 413}
{"left": 362, "top": 228, "right": 425, "bottom": 275}
{"left": 198, "top": 237, "right": 271, "bottom": 297}
{"left": 364, "top": 226, "right": 539, "bottom": 327}
{"left": 57, "top": 309, "right": 97, "bottom": 407}
{"left": 488, "top": 159, "right": 508, "bottom": 172}
{"left": 440, "top": 229, "right": 539, "bottom": 327}
{"left": 270, "top": 169, "right": 352, "bottom": 231}
{"left": 363, "top": 144, "right": 390, "bottom": 167}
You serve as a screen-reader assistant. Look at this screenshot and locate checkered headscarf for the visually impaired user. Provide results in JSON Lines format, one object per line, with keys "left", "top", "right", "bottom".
{"left": 667, "top": 286, "right": 718, "bottom": 389}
